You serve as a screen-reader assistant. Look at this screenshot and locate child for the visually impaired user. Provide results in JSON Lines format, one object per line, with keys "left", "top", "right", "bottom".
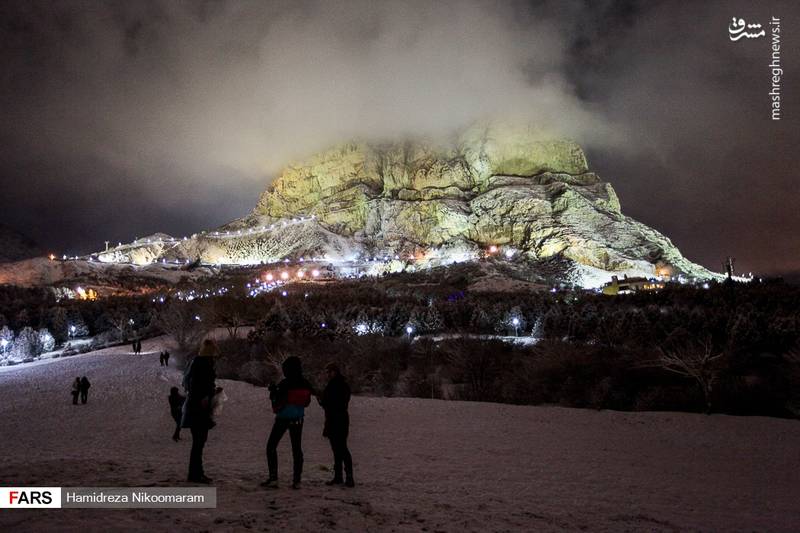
{"left": 168, "top": 386, "right": 186, "bottom": 441}
{"left": 209, "top": 386, "right": 228, "bottom": 428}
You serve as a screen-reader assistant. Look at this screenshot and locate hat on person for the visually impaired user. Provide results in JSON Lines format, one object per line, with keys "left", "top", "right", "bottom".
{"left": 198, "top": 339, "right": 218, "bottom": 357}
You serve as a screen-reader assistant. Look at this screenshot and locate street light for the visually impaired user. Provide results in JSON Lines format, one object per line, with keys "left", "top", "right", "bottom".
{"left": 406, "top": 325, "right": 414, "bottom": 336}
{"left": 69, "top": 325, "right": 77, "bottom": 338}
{"left": 512, "top": 317, "right": 520, "bottom": 337}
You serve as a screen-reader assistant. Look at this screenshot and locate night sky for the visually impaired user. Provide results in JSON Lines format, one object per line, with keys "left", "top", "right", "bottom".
{"left": 0, "top": 1, "right": 797, "bottom": 275}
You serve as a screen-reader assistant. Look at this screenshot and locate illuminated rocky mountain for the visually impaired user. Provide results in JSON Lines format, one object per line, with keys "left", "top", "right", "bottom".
{"left": 95, "top": 123, "right": 717, "bottom": 287}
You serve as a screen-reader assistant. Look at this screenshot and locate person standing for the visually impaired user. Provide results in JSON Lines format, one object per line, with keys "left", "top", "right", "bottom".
{"left": 319, "top": 363, "right": 355, "bottom": 487}
{"left": 182, "top": 339, "right": 217, "bottom": 483}
{"left": 169, "top": 386, "right": 185, "bottom": 442}
{"left": 71, "top": 377, "right": 81, "bottom": 405}
{"left": 159, "top": 351, "right": 165, "bottom": 366}
{"left": 164, "top": 351, "right": 171, "bottom": 367}
{"left": 261, "top": 356, "right": 313, "bottom": 489}
{"left": 79, "top": 376, "right": 91, "bottom": 404}
{"left": 136, "top": 339, "right": 143, "bottom": 355}
{"left": 132, "top": 340, "right": 138, "bottom": 355}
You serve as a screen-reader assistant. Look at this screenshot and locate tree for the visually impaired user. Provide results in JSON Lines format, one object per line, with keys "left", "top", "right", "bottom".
{"left": 9, "top": 327, "right": 41, "bottom": 362}
{"left": 156, "top": 302, "right": 210, "bottom": 353}
{"left": 213, "top": 296, "right": 247, "bottom": 339}
{"left": 658, "top": 339, "right": 723, "bottom": 414}
{"left": 38, "top": 328, "right": 55, "bottom": 353}
{"left": 47, "top": 307, "right": 69, "bottom": 344}
{"left": 0, "top": 326, "right": 13, "bottom": 357}
{"left": 423, "top": 306, "right": 445, "bottom": 334}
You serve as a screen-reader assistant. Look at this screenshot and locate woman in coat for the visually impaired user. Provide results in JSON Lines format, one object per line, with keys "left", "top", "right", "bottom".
{"left": 182, "top": 339, "right": 217, "bottom": 483}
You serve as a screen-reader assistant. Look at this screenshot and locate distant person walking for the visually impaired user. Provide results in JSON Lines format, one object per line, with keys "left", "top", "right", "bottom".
{"left": 79, "top": 376, "right": 91, "bottom": 404}
{"left": 164, "top": 351, "right": 170, "bottom": 366}
{"left": 169, "top": 386, "right": 185, "bottom": 442}
{"left": 319, "top": 362, "right": 355, "bottom": 487}
{"left": 182, "top": 339, "right": 218, "bottom": 483}
{"left": 132, "top": 339, "right": 142, "bottom": 355}
{"left": 261, "top": 356, "right": 313, "bottom": 489}
{"left": 71, "top": 377, "right": 81, "bottom": 405}
{"left": 159, "top": 351, "right": 166, "bottom": 366}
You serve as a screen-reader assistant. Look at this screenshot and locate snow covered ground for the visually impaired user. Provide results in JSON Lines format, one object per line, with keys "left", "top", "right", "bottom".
{"left": 0, "top": 338, "right": 798, "bottom": 532}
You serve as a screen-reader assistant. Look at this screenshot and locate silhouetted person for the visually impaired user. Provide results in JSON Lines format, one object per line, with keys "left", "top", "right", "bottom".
{"left": 261, "top": 356, "right": 313, "bottom": 489}
{"left": 132, "top": 340, "right": 137, "bottom": 355}
{"left": 164, "top": 351, "right": 170, "bottom": 366}
{"left": 71, "top": 377, "right": 80, "bottom": 405}
{"left": 79, "top": 376, "right": 91, "bottom": 404}
{"left": 319, "top": 362, "right": 355, "bottom": 487}
{"left": 136, "top": 339, "right": 143, "bottom": 355}
{"left": 159, "top": 351, "right": 166, "bottom": 366}
{"left": 169, "top": 386, "right": 185, "bottom": 442}
{"left": 182, "top": 339, "right": 217, "bottom": 483}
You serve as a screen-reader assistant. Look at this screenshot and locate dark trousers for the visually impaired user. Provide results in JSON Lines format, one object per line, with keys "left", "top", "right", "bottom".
{"left": 72, "top": 391, "right": 79, "bottom": 404}
{"left": 189, "top": 425, "right": 209, "bottom": 480}
{"left": 266, "top": 418, "right": 303, "bottom": 483}
{"left": 328, "top": 428, "right": 353, "bottom": 481}
{"left": 172, "top": 413, "right": 182, "bottom": 440}
{"left": 80, "top": 390, "right": 88, "bottom": 404}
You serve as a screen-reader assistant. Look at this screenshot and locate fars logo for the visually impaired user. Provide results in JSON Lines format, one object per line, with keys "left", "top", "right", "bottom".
{"left": 0, "top": 487, "right": 61, "bottom": 508}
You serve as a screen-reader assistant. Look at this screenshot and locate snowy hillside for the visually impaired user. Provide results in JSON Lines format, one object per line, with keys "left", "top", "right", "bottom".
{"left": 0, "top": 339, "right": 798, "bottom": 531}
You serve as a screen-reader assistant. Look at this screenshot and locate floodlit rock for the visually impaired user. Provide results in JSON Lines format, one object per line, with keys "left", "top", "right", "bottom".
{"left": 97, "top": 122, "right": 717, "bottom": 285}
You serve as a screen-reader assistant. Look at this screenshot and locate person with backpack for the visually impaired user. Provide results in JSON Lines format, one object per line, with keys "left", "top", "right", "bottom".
{"left": 261, "top": 356, "right": 314, "bottom": 489}
{"left": 319, "top": 362, "right": 355, "bottom": 487}
{"left": 79, "top": 376, "right": 91, "bottom": 404}
{"left": 182, "top": 339, "right": 218, "bottom": 483}
{"left": 169, "top": 386, "right": 185, "bottom": 442}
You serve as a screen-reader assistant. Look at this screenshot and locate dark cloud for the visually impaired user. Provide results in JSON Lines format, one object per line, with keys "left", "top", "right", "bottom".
{"left": 0, "top": 0, "right": 797, "bottom": 275}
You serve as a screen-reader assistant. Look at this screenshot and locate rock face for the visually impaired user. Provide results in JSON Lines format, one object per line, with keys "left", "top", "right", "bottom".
{"left": 98, "top": 123, "right": 717, "bottom": 286}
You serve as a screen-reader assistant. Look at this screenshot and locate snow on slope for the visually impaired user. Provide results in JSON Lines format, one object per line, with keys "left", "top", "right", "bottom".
{"left": 0, "top": 339, "right": 798, "bottom": 532}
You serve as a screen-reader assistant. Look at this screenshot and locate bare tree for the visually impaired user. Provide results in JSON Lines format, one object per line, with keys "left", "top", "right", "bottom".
{"left": 658, "top": 339, "right": 723, "bottom": 414}
{"left": 213, "top": 297, "right": 246, "bottom": 339}
{"left": 156, "top": 302, "right": 210, "bottom": 354}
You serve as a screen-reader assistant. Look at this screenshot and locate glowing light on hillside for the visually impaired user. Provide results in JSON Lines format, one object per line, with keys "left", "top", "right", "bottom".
{"left": 281, "top": 271, "right": 289, "bottom": 280}
{"left": 48, "top": 254, "right": 56, "bottom": 261}
{"left": 505, "top": 249, "right": 515, "bottom": 259}
{"left": 265, "top": 273, "right": 274, "bottom": 281}
{"left": 311, "top": 269, "right": 320, "bottom": 278}
{"left": 406, "top": 325, "right": 414, "bottom": 335}
{"left": 489, "top": 245, "right": 498, "bottom": 254}
{"left": 297, "top": 271, "right": 305, "bottom": 278}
